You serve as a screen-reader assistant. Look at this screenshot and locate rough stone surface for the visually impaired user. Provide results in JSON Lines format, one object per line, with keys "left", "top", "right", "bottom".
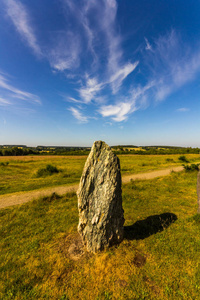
{"left": 77, "top": 141, "right": 124, "bottom": 253}
{"left": 197, "top": 170, "right": 200, "bottom": 213}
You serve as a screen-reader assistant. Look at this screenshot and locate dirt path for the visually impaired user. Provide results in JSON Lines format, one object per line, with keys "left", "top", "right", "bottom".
{"left": 0, "top": 165, "right": 186, "bottom": 209}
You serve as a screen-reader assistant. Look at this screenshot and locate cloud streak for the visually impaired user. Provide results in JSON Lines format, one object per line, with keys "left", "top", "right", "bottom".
{"left": 4, "top": 0, "right": 42, "bottom": 57}
{"left": 0, "top": 97, "right": 11, "bottom": 106}
{"left": 69, "top": 107, "right": 88, "bottom": 123}
{"left": 49, "top": 31, "right": 81, "bottom": 71}
{"left": 144, "top": 30, "right": 200, "bottom": 102}
{"left": 176, "top": 107, "right": 190, "bottom": 112}
{"left": 78, "top": 77, "right": 104, "bottom": 104}
{"left": 109, "top": 62, "right": 139, "bottom": 93}
{"left": 144, "top": 37, "right": 152, "bottom": 51}
{"left": 0, "top": 73, "right": 41, "bottom": 105}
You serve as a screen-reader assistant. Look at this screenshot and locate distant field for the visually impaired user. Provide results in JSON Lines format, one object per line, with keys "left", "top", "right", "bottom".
{"left": 119, "top": 153, "right": 200, "bottom": 174}
{"left": 0, "top": 154, "right": 200, "bottom": 195}
{"left": 0, "top": 170, "right": 200, "bottom": 299}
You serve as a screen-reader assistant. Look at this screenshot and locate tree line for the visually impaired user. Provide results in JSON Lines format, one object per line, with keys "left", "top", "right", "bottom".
{"left": 0, "top": 146, "right": 199, "bottom": 156}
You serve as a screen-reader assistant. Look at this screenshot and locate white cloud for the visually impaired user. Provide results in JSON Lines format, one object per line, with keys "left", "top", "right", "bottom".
{"left": 4, "top": 0, "right": 42, "bottom": 56}
{"left": 79, "top": 77, "right": 103, "bottom": 103}
{"left": 78, "top": 61, "right": 139, "bottom": 104}
{"left": 98, "top": 80, "right": 155, "bottom": 122}
{"left": 0, "top": 74, "right": 41, "bottom": 105}
{"left": 69, "top": 107, "right": 88, "bottom": 123}
{"left": 99, "top": 102, "right": 134, "bottom": 122}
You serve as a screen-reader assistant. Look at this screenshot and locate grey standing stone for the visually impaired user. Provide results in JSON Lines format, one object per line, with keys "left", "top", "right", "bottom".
{"left": 197, "top": 170, "right": 200, "bottom": 213}
{"left": 77, "top": 141, "right": 124, "bottom": 253}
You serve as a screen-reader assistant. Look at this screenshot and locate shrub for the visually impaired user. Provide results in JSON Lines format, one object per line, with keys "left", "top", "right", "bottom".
{"left": 178, "top": 155, "right": 189, "bottom": 163}
{"left": 166, "top": 158, "right": 174, "bottom": 163}
{"left": 183, "top": 163, "right": 200, "bottom": 172}
{"left": 0, "top": 162, "right": 9, "bottom": 166}
{"left": 36, "top": 164, "right": 59, "bottom": 177}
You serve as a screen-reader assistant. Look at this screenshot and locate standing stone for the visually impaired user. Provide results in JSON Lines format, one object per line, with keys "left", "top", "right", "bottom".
{"left": 197, "top": 170, "right": 200, "bottom": 213}
{"left": 77, "top": 141, "right": 124, "bottom": 253}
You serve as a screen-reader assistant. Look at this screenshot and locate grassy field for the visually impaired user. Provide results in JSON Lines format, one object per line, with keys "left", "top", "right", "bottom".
{"left": 0, "top": 168, "right": 200, "bottom": 299}
{"left": 0, "top": 156, "right": 85, "bottom": 195}
{"left": 0, "top": 153, "right": 199, "bottom": 195}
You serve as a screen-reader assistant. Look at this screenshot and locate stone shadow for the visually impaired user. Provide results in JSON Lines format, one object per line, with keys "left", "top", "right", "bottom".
{"left": 124, "top": 212, "right": 177, "bottom": 240}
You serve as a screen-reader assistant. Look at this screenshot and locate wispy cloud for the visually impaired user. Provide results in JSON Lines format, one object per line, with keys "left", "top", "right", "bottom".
{"left": 3, "top": 0, "right": 139, "bottom": 122}
{"left": 0, "top": 73, "right": 41, "bottom": 105}
{"left": 4, "top": 0, "right": 42, "bottom": 57}
{"left": 3, "top": 0, "right": 82, "bottom": 71}
{"left": 49, "top": 31, "right": 81, "bottom": 71}
{"left": 104, "top": 1, "right": 120, "bottom": 71}
{"left": 69, "top": 107, "right": 88, "bottom": 123}
{"left": 144, "top": 37, "right": 152, "bottom": 51}
{"left": 77, "top": 60, "right": 139, "bottom": 104}
{"left": 62, "top": 0, "right": 138, "bottom": 106}
{"left": 78, "top": 77, "right": 104, "bottom": 103}
{"left": 98, "top": 79, "right": 155, "bottom": 122}
{"left": 0, "top": 97, "right": 11, "bottom": 106}
{"left": 4, "top": 2, "right": 199, "bottom": 124}
{"left": 144, "top": 30, "right": 200, "bottom": 101}
{"left": 109, "top": 62, "right": 139, "bottom": 93}
{"left": 176, "top": 107, "right": 190, "bottom": 112}
{"left": 63, "top": 0, "right": 98, "bottom": 67}
{"left": 63, "top": 96, "right": 83, "bottom": 104}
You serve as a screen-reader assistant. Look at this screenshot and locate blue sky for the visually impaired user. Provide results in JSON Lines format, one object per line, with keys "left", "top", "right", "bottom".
{"left": 0, "top": 0, "right": 200, "bottom": 147}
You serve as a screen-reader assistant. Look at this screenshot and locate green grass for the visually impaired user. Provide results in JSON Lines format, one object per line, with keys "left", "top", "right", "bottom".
{"left": 0, "top": 170, "right": 200, "bottom": 299}
{"left": 0, "top": 154, "right": 200, "bottom": 195}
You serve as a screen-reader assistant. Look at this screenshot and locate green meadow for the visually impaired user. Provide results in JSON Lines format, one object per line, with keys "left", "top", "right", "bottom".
{"left": 0, "top": 154, "right": 200, "bottom": 299}
{"left": 0, "top": 154, "right": 199, "bottom": 195}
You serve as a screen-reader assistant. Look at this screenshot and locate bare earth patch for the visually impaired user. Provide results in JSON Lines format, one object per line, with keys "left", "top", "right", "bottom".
{"left": 0, "top": 165, "right": 186, "bottom": 209}
{"left": 58, "top": 233, "right": 91, "bottom": 261}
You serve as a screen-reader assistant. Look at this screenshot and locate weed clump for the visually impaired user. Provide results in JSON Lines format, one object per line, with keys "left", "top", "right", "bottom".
{"left": 36, "top": 164, "right": 59, "bottom": 177}
{"left": 183, "top": 163, "right": 200, "bottom": 172}
{"left": 0, "top": 162, "right": 9, "bottom": 166}
{"left": 178, "top": 155, "right": 189, "bottom": 163}
{"left": 166, "top": 158, "right": 175, "bottom": 163}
